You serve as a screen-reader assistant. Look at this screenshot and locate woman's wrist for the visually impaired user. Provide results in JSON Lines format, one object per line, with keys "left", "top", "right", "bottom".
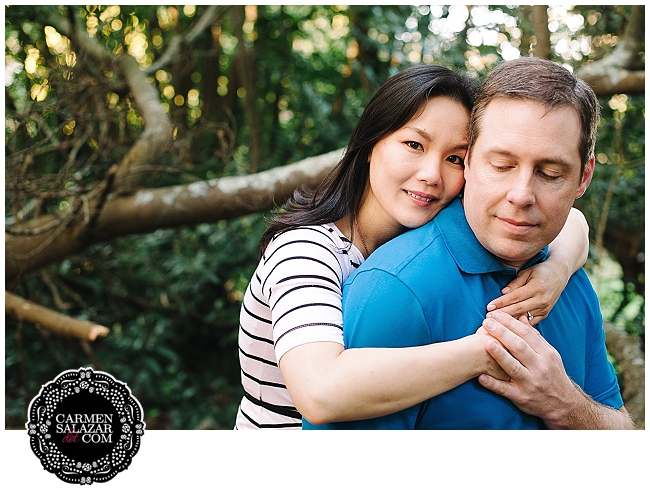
{"left": 547, "top": 251, "right": 573, "bottom": 284}
{"left": 463, "top": 333, "right": 491, "bottom": 377}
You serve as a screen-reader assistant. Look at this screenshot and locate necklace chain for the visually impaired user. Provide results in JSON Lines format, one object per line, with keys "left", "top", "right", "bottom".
{"left": 354, "top": 216, "right": 370, "bottom": 258}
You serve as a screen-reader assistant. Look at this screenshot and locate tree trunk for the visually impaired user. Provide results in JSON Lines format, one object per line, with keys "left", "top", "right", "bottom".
{"left": 232, "top": 5, "right": 262, "bottom": 173}
{"left": 531, "top": 6, "right": 552, "bottom": 59}
{"left": 605, "top": 322, "right": 645, "bottom": 429}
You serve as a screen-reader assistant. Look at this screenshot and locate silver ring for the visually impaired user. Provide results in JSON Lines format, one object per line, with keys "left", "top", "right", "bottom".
{"left": 526, "top": 311, "right": 534, "bottom": 321}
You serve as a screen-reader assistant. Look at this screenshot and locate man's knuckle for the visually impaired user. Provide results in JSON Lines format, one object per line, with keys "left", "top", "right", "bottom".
{"left": 514, "top": 340, "right": 527, "bottom": 354}
{"left": 508, "top": 362, "right": 520, "bottom": 376}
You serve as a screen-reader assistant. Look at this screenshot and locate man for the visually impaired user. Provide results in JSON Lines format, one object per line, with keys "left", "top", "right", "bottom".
{"left": 305, "top": 57, "right": 633, "bottom": 429}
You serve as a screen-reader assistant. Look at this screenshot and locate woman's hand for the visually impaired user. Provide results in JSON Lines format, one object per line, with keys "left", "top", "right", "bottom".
{"left": 486, "top": 260, "right": 569, "bottom": 326}
{"left": 473, "top": 326, "right": 509, "bottom": 381}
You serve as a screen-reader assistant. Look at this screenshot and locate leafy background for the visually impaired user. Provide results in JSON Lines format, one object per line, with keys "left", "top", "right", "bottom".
{"left": 5, "top": 5, "right": 644, "bottom": 429}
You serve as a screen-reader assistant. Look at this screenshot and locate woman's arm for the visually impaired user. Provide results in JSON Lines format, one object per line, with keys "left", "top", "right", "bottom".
{"left": 266, "top": 226, "right": 507, "bottom": 425}
{"left": 280, "top": 329, "right": 506, "bottom": 425}
{"left": 487, "top": 207, "right": 589, "bottom": 325}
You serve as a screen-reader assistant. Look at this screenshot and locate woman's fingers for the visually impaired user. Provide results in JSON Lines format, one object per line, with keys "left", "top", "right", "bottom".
{"left": 482, "top": 311, "right": 544, "bottom": 364}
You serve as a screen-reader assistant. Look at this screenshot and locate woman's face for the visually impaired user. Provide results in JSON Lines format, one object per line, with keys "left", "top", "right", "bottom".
{"left": 361, "top": 96, "right": 469, "bottom": 236}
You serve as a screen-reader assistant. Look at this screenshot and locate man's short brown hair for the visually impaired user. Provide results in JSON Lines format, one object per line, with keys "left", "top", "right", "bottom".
{"left": 468, "top": 57, "right": 600, "bottom": 174}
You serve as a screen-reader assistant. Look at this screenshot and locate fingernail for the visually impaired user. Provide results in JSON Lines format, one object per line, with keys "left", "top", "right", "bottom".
{"left": 491, "top": 342, "right": 499, "bottom": 352}
{"left": 484, "top": 319, "right": 496, "bottom": 330}
{"left": 501, "top": 287, "right": 511, "bottom": 294}
{"left": 487, "top": 303, "right": 496, "bottom": 311}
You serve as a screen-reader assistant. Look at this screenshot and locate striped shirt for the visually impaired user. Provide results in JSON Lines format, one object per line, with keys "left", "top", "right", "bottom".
{"left": 235, "top": 223, "right": 365, "bottom": 429}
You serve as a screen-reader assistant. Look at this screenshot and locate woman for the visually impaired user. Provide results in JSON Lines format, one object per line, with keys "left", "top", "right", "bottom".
{"left": 235, "top": 65, "right": 589, "bottom": 429}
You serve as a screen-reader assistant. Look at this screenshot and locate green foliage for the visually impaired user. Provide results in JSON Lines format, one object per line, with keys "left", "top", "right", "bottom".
{"left": 6, "top": 214, "right": 267, "bottom": 428}
{"left": 5, "top": 5, "right": 644, "bottom": 428}
{"left": 579, "top": 95, "right": 645, "bottom": 235}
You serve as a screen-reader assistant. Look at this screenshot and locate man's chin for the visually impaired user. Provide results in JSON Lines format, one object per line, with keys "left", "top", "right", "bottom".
{"left": 491, "top": 244, "right": 542, "bottom": 271}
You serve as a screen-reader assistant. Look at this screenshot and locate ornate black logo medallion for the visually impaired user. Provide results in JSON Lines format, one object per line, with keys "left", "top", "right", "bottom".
{"left": 26, "top": 368, "right": 145, "bottom": 485}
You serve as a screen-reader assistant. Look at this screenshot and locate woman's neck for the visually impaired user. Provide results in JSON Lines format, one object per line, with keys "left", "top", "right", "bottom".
{"left": 335, "top": 212, "right": 406, "bottom": 258}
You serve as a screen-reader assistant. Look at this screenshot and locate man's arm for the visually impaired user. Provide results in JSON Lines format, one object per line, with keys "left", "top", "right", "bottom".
{"left": 478, "top": 310, "right": 634, "bottom": 430}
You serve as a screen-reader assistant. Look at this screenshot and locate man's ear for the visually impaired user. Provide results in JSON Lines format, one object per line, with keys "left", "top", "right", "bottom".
{"left": 576, "top": 156, "right": 595, "bottom": 199}
{"left": 463, "top": 152, "right": 471, "bottom": 181}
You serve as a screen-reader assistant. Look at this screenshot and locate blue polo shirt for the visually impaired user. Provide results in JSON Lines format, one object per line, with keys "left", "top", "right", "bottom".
{"left": 304, "top": 197, "right": 623, "bottom": 429}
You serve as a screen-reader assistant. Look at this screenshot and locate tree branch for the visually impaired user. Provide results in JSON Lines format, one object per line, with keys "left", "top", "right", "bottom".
{"left": 576, "top": 5, "right": 645, "bottom": 96}
{"left": 144, "top": 5, "right": 224, "bottom": 76}
{"left": 5, "top": 291, "right": 109, "bottom": 341}
{"left": 5, "top": 148, "right": 344, "bottom": 279}
{"left": 5, "top": 8, "right": 177, "bottom": 282}
{"left": 53, "top": 8, "right": 173, "bottom": 190}
{"left": 113, "top": 55, "right": 173, "bottom": 191}
{"left": 97, "top": 148, "right": 343, "bottom": 234}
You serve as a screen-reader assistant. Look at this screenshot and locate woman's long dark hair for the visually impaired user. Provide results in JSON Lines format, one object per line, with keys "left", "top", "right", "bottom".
{"left": 259, "top": 65, "right": 477, "bottom": 255}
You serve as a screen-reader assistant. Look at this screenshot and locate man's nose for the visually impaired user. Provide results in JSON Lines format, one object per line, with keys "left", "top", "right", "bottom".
{"left": 506, "top": 171, "right": 536, "bottom": 206}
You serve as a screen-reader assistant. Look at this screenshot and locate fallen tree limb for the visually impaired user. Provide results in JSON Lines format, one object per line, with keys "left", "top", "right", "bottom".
{"left": 5, "top": 291, "right": 109, "bottom": 341}
{"left": 6, "top": 148, "right": 344, "bottom": 279}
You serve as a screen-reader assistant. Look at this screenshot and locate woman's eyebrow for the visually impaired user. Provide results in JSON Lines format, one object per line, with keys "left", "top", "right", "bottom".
{"left": 404, "top": 126, "right": 432, "bottom": 142}
{"left": 404, "top": 126, "right": 468, "bottom": 150}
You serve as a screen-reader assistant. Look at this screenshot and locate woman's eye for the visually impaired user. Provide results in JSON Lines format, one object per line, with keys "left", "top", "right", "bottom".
{"left": 405, "top": 141, "right": 423, "bottom": 151}
{"left": 447, "top": 155, "right": 465, "bottom": 166}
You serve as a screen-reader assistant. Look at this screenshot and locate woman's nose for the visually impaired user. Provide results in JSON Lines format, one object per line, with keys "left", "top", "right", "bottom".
{"left": 416, "top": 159, "right": 442, "bottom": 186}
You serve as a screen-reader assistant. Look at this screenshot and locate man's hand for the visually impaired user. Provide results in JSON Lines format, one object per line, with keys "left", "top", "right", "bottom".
{"left": 476, "top": 311, "right": 634, "bottom": 429}
{"left": 476, "top": 311, "right": 579, "bottom": 424}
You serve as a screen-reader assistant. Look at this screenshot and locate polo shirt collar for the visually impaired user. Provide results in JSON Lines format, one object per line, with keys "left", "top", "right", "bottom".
{"left": 435, "top": 197, "right": 548, "bottom": 275}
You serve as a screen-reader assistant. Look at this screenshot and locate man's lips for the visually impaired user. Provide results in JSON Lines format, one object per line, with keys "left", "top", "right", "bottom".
{"left": 498, "top": 217, "right": 537, "bottom": 233}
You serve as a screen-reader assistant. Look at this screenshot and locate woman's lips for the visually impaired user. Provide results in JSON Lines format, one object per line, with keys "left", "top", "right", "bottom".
{"left": 404, "top": 190, "right": 437, "bottom": 204}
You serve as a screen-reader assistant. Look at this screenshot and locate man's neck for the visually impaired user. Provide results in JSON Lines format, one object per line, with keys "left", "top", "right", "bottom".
{"left": 495, "top": 258, "right": 526, "bottom": 272}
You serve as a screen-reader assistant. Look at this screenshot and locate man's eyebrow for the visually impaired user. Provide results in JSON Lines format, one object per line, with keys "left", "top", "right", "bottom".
{"left": 485, "top": 147, "right": 575, "bottom": 168}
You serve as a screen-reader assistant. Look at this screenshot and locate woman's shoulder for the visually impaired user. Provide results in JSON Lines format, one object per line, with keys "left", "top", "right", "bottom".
{"left": 263, "top": 223, "right": 363, "bottom": 275}
{"left": 266, "top": 224, "right": 348, "bottom": 253}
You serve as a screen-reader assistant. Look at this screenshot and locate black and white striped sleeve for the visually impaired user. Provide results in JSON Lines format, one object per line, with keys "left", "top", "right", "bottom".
{"left": 260, "top": 227, "right": 346, "bottom": 361}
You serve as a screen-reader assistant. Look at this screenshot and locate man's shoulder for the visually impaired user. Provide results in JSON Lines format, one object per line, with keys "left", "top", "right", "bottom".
{"left": 564, "top": 267, "right": 600, "bottom": 307}
{"left": 355, "top": 220, "right": 448, "bottom": 276}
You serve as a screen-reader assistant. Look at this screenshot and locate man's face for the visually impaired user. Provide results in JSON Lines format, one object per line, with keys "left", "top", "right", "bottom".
{"left": 463, "top": 98, "right": 594, "bottom": 269}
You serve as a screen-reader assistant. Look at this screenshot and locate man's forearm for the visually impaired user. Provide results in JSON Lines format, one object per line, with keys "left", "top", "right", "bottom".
{"left": 544, "top": 383, "right": 634, "bottom": 430}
